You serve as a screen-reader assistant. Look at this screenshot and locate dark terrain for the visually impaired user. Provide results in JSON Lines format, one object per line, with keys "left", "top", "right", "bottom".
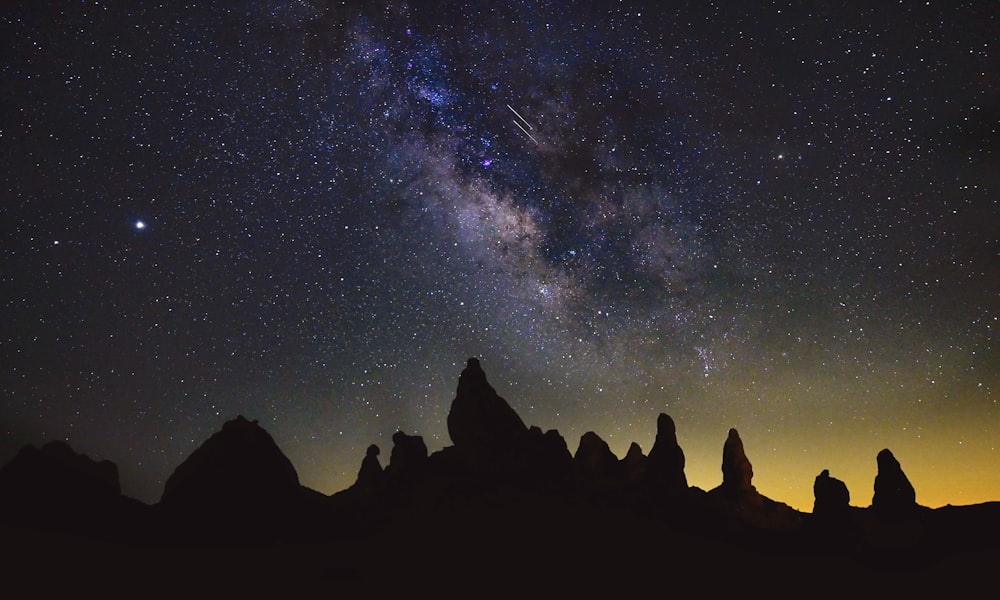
{"left": 3, "top": 358, "right": 997, "bottom": 594}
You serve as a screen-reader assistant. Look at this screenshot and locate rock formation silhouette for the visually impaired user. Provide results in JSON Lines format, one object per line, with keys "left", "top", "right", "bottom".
{"left": 872, "top": 448, "right": 917, "bottom": 517}
{"left": 443, "top": 357, "right": 574, "bottom": 489}
{"left": 813, "top": 469, "right": 851, "bottom": 517}
{"left": 353, "top": 444, "right": 384, "bottom": 493}
{"left": 1, "top": 440, "right": 120, "bottom": 499}
{"left": 720, "top": 428, "right": 754, "bottom": 493}
{"left": 156, "top": 415, "right": 330, "bottom": 542}
{"left": 621, "top": 442, "right": 648, "bottom": 486}
{"left": 706, "top": 428, "right": 801, "bottom": 534}
{"left": 387, "top": 431, "right": 428, "bottom": 475}
{"left": 645, "top": 413, "right": 687, "bottom": 496}
{"left": 3, "top": 356, "right": 1000, "bottom": 586}
{"left": 523, "top": 425, "right": 574, "bottom": 491}
{"left": 447, "top": 357, "right": 528, "bottom": 451}
{"left": 574, "top": 431, "right": 622, "bottom": 489}
{"left": 0, "top": 440, "right": 143, "bottom": 538}
{"left": 160, "top": 415, "right": 303, "bottom": 511}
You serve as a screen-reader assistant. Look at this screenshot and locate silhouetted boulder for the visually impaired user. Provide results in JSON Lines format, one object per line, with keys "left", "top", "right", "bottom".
{"left": 813, "top": 469, "right": 850, "bottom": 516}
{"left": 574, "top": 431, "right": 621, "bottom": 486}
{"left": 645, "top": 413, "right": 687, "bottom": 496}
{"left": 720, "top": 428, "right": 754, "bottom": 493}
{"left": 447, "top": 358, "right": 528, "bottom": 451}
{"left": 872, "top": 449, "right": 917, "bottom": 516}
{"left": 160, "top": 415, "right": 303, "bottom": 514}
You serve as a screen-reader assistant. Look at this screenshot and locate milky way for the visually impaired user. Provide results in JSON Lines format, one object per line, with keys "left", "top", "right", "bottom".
{"left": 3, "top": 1, "right": 997, "bottom": 511}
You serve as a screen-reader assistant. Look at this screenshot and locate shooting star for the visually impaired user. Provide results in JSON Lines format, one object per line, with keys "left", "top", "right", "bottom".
{"left": 507, "top": 104, "right": 534, "bottom": 130}
{"left": 513, "top": 119, "right": 539, "bottom": 145}
{"left": 507, "top": 104, "right": 539, "bottom": 145}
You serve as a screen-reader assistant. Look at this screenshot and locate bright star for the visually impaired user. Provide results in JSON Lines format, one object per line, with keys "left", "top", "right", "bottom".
{"left": 135, "top": 220, "right": 146, "bottom": 230}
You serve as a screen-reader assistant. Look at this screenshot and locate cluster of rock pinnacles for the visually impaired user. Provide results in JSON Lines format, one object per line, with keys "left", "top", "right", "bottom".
{"left": 347, "top": 358, "right": 919, "bottom": 515}
{"left": 0, "top": 357, "right": 921, "bottom": 524}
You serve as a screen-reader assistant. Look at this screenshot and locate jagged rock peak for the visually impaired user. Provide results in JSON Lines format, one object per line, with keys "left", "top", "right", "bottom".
{"left": 872, "top": 448, "right": 916, "bottom": 514}
{"left": 622, "top": 442, "right": 647, "bottom": 484}
{"left": 447, "top": 358, "right": 528, "bottom": 449}
{"left": 813, "top": 469, "right": 850, "bottom": 515}
{"left": 623, "top": 442, "right": 645, "bottom": 462}
{"left": 721, "top": 428, "right": 753, "bottom": 492}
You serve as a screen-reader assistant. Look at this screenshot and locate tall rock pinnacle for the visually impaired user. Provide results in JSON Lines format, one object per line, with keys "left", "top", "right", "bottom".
{"left": 645, "top": 413, "right": 687, "bottom": 495}
{"left": 721, "top": 428, "right": 754, "bottom": 492}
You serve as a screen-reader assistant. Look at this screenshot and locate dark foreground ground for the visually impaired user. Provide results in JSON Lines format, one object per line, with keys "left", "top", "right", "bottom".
{"left": 4, "top": 496, "right": 996, "bottom": 596}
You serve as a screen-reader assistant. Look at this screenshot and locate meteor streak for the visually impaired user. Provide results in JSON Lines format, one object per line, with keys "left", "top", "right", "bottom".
{"left": 507, "top": 104, "right": 538, "bottom": 144}
{"left": 507, "top": 104, "right": 534, "bottom": 130}
{"left": 513, "top": 119, "right": 539, "bottom": 145}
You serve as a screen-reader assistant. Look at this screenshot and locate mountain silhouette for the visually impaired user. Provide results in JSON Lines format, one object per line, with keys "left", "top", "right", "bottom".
{"left": 2, "top": 357, "right": 999, "bottom": 593}
{"left": 156, "top": 415, "right": 330, "bottom": 543}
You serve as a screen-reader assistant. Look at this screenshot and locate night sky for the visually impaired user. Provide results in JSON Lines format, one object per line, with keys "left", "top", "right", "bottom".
{"left": 3, "top": 1, "right": 997, "bottom": 512}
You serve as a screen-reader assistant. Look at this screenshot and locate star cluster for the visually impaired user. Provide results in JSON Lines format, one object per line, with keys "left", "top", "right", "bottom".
{"left": 2, "top": 1, "right": 997, "bottom": 511}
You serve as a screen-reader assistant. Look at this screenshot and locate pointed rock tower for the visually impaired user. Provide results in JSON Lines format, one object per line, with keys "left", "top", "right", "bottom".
{"left": 720, "top": 428, "right": 754, "bottom": 493}
{"left": 707, "top": 428, "right": 801, "bottom": 530}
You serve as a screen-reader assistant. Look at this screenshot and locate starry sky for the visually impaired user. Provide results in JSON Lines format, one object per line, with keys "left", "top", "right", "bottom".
{"left": 3, "top": 1, "right": 997, "bottom": 512}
